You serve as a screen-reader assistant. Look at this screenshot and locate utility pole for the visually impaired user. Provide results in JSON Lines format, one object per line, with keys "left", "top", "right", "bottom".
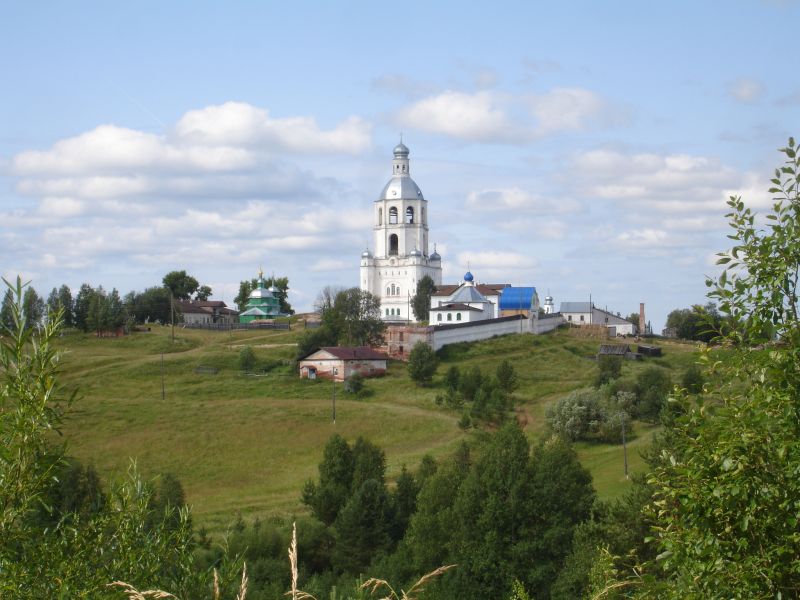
{"left": 161, "top": 352, "right": 165, "bottom": 400}
{"left": 621, "top": 412, "right": 628, "bottom": 478}
{"left": 332, "top": 368, "right": 338, "bottom": 424}
{"left": 170, "top": 290, "right": 175, "bottom": 343}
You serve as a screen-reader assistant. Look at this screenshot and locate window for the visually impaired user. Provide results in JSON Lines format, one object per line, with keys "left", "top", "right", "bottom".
{"left": 447, "top": 313, "right": 452, "bottom": 321}
{"left": 391, "top": 284, "right": 396, "bottom": 295}
{"left": 386, "top": 287, "right": 391, "bottom": 296}
{"left": 386, "top": 308, "right": 389, "bottom": 316}
{"left": 378, "top": 208, "right": 383, "bottom": 225}
{"left": 389, "top": 234, "right": 399, "bottom": 255}
{"left": 568, "top": 315, "right": 572, "bottom": 321}
{"left": 389, "top": 207, "right": 398, "bottom": 224}
{"left": 422, "top": 207, "right": 425, "bottom": 223}
{"left": 399, "top": 332, "right": 404, "bottom": 341}
{"left": 456, "top": 313, "right": 461, "bottom": 321}
{"left": 580, "top": 315, "right": 584, "bottom": 322}
{"left": 396, "top": 286, "right": 400, "bottom": 296}
{"left": 406, "top": 206, "right": 414, "bottom": 224}
{"left": 437, "top": 314, "right": 442, "bottom": 322}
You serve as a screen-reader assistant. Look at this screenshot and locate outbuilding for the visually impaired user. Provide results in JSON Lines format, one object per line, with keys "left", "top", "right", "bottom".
{"left": 298, "top": 347, "right": 388, "bottom": 381}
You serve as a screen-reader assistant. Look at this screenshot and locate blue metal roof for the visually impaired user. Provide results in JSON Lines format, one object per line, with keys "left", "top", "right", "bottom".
{"left": 499, "top": 287, "right": 537, "bottom": 310}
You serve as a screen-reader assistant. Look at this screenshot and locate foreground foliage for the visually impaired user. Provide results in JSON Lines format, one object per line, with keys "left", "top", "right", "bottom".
{"left": 598, "top": 139, "right": 800, "bottom": 598}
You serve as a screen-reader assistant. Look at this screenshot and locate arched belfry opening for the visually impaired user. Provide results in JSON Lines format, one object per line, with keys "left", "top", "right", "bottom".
{"left": 406, "top": 206, "right": 414, "bottom": 224}
{"left": 389, "top": 207, "right": 398, "bottom": 224}
{"left": 389, "top": 234, "right": 399, "bottom": 256}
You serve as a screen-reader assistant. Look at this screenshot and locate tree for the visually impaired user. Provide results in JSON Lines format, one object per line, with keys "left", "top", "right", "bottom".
{"left": 195, "top": 285, "right": 213, "bottom": 301}
{"left": 546, "top": 388, "right": 605, "bottom": 441}
{"left": 634, "top": 366, "right": 671, "bottom": 422}
{"left": 127, "top": 286, "right": 171, "bottom": 324}
{"left": 625, "top": 312, "right": 640, "bottom": 329}
{"left": 73, "top": 283, "right": 96, "bottom": 331}
{"left": 665, "top": 302, "right": 721, "bottom": 342}
{"left": 57, "top": 285, "right": 74, "bottom": 327}
{"left": 319, "top": 287, "right": 385, "bottom": 347}
{"left": 407, "top": 341, "right": 438, "bottom": 385}
{"left": 333, "top": 479, "right": 391, "bottom": 574}
{"left": 162, "top": 270, "right": 200, "bottom": 300}
{"left": 302, "top": 434, "right": 355, "bottom": 526}
{"left": 22, "top": 287, "right": 44, "bottom": 330}
{"left": 235, "top": 276, "right": 293, "bottom": 314}
{"left": 605, "top": 139, "right": 800, "bottom": 598}
{"left": 496, "top": 360, "right": 518, "bottom": 393}
{"left": 411, "top": 275, "right": 437, "bottom": 323}
{"left": 595, "top": 355, "right": 623, "bottom": 387}
{"left": 0, "top": 289, "right": 13, "bottom": 330}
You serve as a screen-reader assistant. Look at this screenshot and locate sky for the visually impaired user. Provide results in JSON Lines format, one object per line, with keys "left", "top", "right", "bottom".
{"left": 1, "top": 1, "right": 798, "bottom": 330}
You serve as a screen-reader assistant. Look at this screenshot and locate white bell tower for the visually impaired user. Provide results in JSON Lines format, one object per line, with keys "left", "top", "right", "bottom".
{"left": 360, "top": 142, "right": 442, "bottom": 321}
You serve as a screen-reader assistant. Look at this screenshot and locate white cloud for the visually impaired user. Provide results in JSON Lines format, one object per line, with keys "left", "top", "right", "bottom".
{"left": 174, "top": 102, "right": 371, "bottom": 154}
{"left": 457, "top": 250, "right": 534, "bottom": 269}
{"left": 309, "top": 258, "right": 350, "bottom": 272}
{"left": 728, "top": 78, "right": 764, "bottom": 103}
{"left": 570, "top": 148, "right": 745, "bottom": 216}
{"left": 465, "top": 187, "right": 580, "bottom": 214}
{"left": 529, "top": 87, "right": 609, "bottom": 133}
{"left": 397, "top": 91, "right": 520, "bottom": 143}
{"left": 397, "top": 87, "right": 620, "bottom": 143}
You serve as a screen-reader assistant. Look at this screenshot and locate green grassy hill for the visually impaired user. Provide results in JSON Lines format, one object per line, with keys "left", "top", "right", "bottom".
{"left": 54, "top": 324, "right": 699, "bottom": 532}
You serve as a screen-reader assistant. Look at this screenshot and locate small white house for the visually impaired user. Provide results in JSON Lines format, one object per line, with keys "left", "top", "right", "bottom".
{"left": 559, "top": 302, "right": 637, "bottom": 336}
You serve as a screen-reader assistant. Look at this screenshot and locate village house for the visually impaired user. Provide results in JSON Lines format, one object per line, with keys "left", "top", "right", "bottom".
{"left": 176, "top": 300, "right": 239, "bottom": 325}
{"left": 298, "top": 347, "right": 388, "bottom": 381}
{"left": 559, "top": 302, "right": 637, "bottom": 336}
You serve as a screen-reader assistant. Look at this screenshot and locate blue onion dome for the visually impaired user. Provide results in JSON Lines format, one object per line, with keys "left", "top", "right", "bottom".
{"left": 464, "top": 271, "right": 474, "bottom": 282}
{"left": 393, "top": 141, "right": 409, "bottom": 156}
{"left": 430, "top": 250, "right": 441, "bottom": 261}
{"left": 361, "top": 248, "right": 372, "bottom": 258}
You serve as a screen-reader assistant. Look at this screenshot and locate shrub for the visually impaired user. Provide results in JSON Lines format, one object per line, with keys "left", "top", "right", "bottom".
{"left": 239, "top": 345, "right": 256, "bottom": 372}
{"left": 595, "top": 355, "right": 623, "bottom": 387}
{"left": 634, "top": 366, "right": 671, "bottom": 422}
{"left": 681, "top": 364, "right": 704, "bottom": 394}
{"left": 546, "top": 388, "right": 606, "bottom": 441}
{"left": 408, "top": 341, "right": 438, "bottom": 386}
{"left": 344, "top": 372, "right": 364, "bottom": 395}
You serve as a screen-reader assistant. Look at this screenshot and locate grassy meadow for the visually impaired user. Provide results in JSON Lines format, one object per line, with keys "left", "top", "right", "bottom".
{"left": 53, "top": 323, "right": 700, "bottom": 532}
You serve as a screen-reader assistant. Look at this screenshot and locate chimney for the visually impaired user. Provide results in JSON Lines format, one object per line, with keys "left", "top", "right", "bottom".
{"left": 639, "top": 303, "right": 645, "bottom": 335}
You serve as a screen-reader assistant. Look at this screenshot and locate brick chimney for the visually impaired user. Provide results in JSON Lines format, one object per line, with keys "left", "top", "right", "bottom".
{"left": 639, "top": 303, "right": 645, "bottom": 335}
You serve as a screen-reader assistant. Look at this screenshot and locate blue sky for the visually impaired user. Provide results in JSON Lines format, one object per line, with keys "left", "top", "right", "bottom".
{"left": 2, "top": 1, "right": 798, "bottom": 329}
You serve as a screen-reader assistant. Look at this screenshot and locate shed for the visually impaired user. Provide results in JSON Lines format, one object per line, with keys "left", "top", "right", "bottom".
{"left": 298, "top": 347, "right": 388, "bottom": 381}
{"left": 637, "top": 344, "right": 662, "bottom": 357}
{"left": 598, "top": 344, "right": 640, "bottom": 360}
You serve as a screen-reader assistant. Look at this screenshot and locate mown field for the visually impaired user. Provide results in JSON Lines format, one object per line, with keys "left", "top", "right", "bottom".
{"left": 53, "top": 324, "right": 700, "bottom": 532}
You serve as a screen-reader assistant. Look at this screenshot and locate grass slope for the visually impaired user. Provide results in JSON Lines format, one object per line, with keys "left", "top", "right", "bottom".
{"left": 55, "top": 324, "right": 699, "bottom": 531}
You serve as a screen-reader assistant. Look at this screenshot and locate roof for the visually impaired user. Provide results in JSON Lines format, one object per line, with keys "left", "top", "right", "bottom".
{"left": 239, "top": 307, "right": 273, "bottom": 317}
{"left": 430, "top": 303, "right": 483, "bottom": 312}
{"left": 311, "top": 347, "right": 388, "bottom": 361}
{"left": 176, "top": 300, "right": 233, "bottom": 314}
{"left": 560, "top": 302, "right": 592, "bottom": 313}
{"left": 598, "top": 344, "right": 631, "bottom": 356}
{"left": 434, "top": 283, "right": 507, "bottom": 297}
{"left": 448, "top": 284, "right": 489, "bottom": 304}
{"left": 379, "top": 176, "right": 424, "bottom": 201}
{"left": 499, "top": 287, "right": 537, "bottom": 310}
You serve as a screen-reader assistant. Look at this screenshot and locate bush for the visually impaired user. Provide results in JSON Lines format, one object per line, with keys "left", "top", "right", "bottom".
{"left": 635, "top": 366, "right": 672, "bottom": 422}
{"left": 408, "top": 341, "right": 438, "bottom": 385}
{"left": 595, "top": 355, "right": 623, "bottom": 387}
{"left": 546, "top": 388, "right": 606, "bottom": 441}
{"left": 681, "top": 364, "right": 704, "bottom": 394}
{"left": 344, "top": 372, "right": 364, "bottom": 395}
{"left": 239, "top": 345, "right": 256, "bottom": 372}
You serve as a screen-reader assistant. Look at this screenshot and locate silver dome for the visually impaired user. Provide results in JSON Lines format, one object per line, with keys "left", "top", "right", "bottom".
{"left": 430, "top": 251, "right": 441, "bottom": 261}
{"left": 410, "top": 248, "right": 422, "bottom": 257}
{"left": 250, "top": 287, "right": 274, "bottom": 299}
{"left": 361, "top": 249, "right": 373, "bottom": 258}
{"left": 380, "top": 176, "right": 424, "bottom": 200}
{"left": 393, "top": 142, "right": 409, "bottom": 156}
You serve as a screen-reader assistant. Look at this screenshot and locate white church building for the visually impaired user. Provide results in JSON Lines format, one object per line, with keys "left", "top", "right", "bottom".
{"left": 359, "top": 142, "right": 442, "bottom": 321}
